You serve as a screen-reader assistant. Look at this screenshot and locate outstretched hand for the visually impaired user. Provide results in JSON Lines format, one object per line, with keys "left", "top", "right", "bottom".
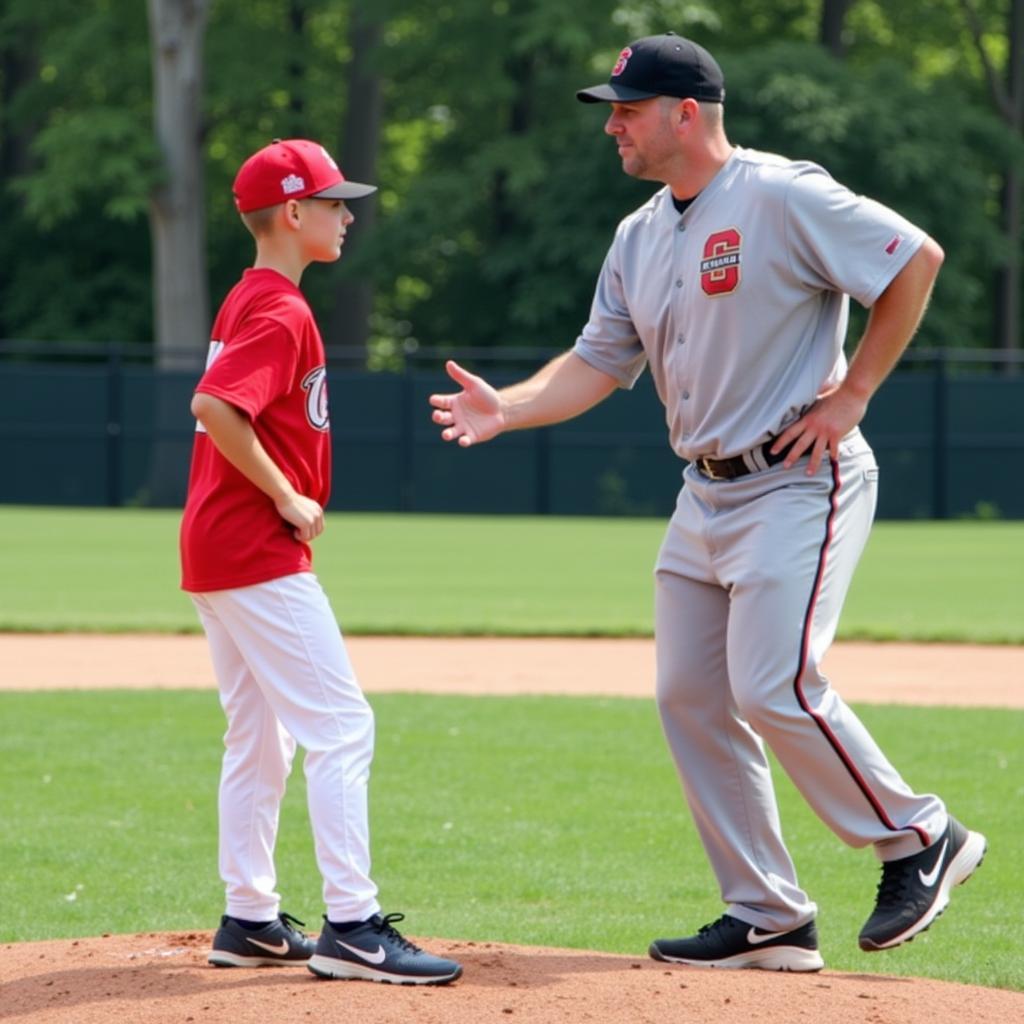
{"left": 770, "top": 384, "right": 869, "bottom": 476}
{"left": 429, "top": 360, "right": 505, "bottom": 447}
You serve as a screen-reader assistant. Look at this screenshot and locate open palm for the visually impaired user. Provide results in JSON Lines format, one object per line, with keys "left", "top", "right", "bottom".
{"left": 429, "top": 360, "right": 505, "bottom": 446}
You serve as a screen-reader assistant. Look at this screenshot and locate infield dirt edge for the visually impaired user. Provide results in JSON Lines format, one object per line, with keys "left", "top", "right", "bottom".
{"left": 3, "top": 634, "right": 1020, "bottom": 1023}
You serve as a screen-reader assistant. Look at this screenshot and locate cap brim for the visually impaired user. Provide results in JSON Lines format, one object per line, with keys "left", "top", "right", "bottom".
{"left": 313, "top": 181, "right": 378, "bottom": 200}
{"left": 576, "top": 82, "right": 660, "bottom": 103}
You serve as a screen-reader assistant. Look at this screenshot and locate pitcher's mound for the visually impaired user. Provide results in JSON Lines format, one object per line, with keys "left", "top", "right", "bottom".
{"left": 3, "top": 931, "right": 1022, "bottom": 1024}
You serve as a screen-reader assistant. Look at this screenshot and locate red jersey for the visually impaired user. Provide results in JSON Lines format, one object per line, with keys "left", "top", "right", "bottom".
{"left": 180, "top": 268, "right": 331, "bottom": 592}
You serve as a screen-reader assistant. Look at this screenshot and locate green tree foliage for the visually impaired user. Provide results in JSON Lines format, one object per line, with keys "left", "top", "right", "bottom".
{"left": 356, "top": 4, "right": 1018, "bottom": 353}
{"left": 0, "top": 0, "right": 1019, "bottom": 354}
{"left": 355, "top": 0, "right": 654, "bottom": 353}
{"left": 0, "top": 0, "right": 154, "bottom": 342}
{"left": 202, "top": 0, "right": 357, "bottom": 311}
{"left": 719, "top": 41, "right": 1014, "bottom": 349}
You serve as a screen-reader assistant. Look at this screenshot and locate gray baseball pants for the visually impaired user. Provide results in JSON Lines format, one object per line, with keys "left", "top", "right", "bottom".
{"left": 654, "top": 431, "right": 945, "bottom": 931}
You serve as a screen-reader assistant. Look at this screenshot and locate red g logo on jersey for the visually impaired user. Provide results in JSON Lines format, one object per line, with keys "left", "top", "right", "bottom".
{"left": 700, "top": 229, "right": 742, "bottom": 296}
{"left": 302, "top": 366, "right": 330, "bottom": 431}
{"left": 611, "top": 47, "right": 632, "bottom": 76}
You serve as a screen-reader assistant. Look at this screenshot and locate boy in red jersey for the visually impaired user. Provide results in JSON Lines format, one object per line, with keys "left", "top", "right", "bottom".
{"left": 180, "top": 139, "right": 461, "bottom": 985}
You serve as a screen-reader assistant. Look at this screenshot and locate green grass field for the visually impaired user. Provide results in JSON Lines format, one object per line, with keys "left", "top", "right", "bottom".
{"left": 0, "top": 690, "right": 1019, "bottom": 990}
{"left": 1, "top": 506, "right": 1019, "bottom": 991}
{"left": 0, "top": 506, "right": 1021, "bottom": 640}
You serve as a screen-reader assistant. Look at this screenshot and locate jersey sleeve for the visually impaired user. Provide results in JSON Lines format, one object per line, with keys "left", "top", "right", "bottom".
{"left": 572, "top": 238, "right": 647, "bottom": 389}
{"left": 783, "top": 166, "right": 926, "bottom": 308}
{"left": 196, "top": 316, "right": 300, "bottom": 419}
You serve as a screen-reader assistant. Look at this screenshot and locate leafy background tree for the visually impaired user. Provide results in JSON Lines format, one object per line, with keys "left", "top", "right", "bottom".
{"left": 0, "top": 0, "right": 1020, "bottom": 364}
{"left": 0, "top": 0, "right": 154, "bottom": 345}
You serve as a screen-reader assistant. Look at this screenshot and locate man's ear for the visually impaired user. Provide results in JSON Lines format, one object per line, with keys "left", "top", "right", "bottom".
{"left": 677, "top": 97, "right": 698, "bottom": 127}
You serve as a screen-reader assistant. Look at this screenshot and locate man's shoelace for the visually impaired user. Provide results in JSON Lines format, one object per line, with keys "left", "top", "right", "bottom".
{"left": 278, "top": 911, "right": 308, "bottom": 936}
{"left": 697, "top": 914, "right": 741, "bottom": 938}
{"left": 873, "top": 860, "right": 916, "bottom": 908}
{"left": 369, "top": 912, "right": 422, "bottom": 953}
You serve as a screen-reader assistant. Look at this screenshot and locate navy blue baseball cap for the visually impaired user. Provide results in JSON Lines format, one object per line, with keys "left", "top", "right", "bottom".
{"left": 577, "top": 32, "right": 725, "bottom": 104}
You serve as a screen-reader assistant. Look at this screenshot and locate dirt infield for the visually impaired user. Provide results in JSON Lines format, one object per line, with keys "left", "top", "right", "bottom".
{"left": 3, "top": 635, "right": 1022, "bottom": 1023}
{"left": 3, "top": 633, "right": 1023, "bottom": 705}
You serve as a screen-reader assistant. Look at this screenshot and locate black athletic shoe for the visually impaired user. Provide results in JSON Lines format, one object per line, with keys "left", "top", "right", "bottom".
{"left": 649, "top": 913, "right": 824, "bottom": 971}
{"left": 308, "top": 912, "right": 462, "bottom": 985}
{"left": 859, "top": 816, "right": 986, "bottom": 951}
{"left": 208, "top": 911, "right": 315, "bottom": 967}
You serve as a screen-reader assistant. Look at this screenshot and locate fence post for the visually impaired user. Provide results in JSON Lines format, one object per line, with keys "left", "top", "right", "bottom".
{"left": 931, "top": 350, "right": 948, "bottom": 519}
{"left": 535, "top": 427, "right": 551, "bottom": 514}
{"left": 106, "top": 346, "right": 124, "bottom": 507}
{"left": 400, "top": 364, "right": 416, "bottom": 511}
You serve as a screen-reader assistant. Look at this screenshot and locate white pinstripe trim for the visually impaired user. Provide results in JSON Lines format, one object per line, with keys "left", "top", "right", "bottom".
{"left": 742, "top": 443, "right": 772, "bottom": 474}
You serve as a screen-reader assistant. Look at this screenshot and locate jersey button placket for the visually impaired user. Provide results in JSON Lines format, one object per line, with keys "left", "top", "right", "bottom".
{"left": 672, "top": 217, "right": 693, "bottom": 432}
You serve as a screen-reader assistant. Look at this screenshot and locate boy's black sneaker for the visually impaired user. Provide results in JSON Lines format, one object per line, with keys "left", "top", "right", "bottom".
{"left": 208, "top": 912, "right": 315, "bottom": 967}
{"left": 859, "top": 816, "right": 986, "bottom": 951}
{"left": 649, "top": 913, "right": 824, "bottom": 971}
{"left": 308, "top": 912, "right": 462, "bottom": 985}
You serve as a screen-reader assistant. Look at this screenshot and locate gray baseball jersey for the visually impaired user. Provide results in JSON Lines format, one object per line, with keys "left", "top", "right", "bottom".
{"left": 574, "top": 146, "right": 925, "bottom": 461}
{"left": 574, "top": 147, "right": 945, "bottom": 933}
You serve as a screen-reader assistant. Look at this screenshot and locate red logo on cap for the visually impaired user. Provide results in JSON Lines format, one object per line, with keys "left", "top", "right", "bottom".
{"left": 611, "top": 47, "right": 632, "bottom": 77}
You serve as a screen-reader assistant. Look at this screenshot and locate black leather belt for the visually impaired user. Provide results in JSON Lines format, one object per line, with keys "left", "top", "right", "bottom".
{"left": 694, "top": 437, "right": 796, "bottom": 481}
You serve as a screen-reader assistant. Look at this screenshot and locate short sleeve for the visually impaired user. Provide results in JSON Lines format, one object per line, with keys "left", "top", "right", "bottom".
{"left": 784, "top": 167, "right": 925, "bottom": 308}
{"left": 573, "top": 242, "right": 647, "bottom": 389}
{"left": 196, "top": 317, "right": 300, "bottom": 419}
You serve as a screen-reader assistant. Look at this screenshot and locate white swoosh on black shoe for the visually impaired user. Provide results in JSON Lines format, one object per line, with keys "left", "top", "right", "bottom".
{"left": 337, "top": 940, "right": 387, "bottom": 965}
{"left": 247, "top": 938, "right": 289, "bottom": 955}
{"left": 746, "top": 928, "right": 793, "bottom": 946}
{"left": 918, "top": 839, "right": 948, "bottom": 887}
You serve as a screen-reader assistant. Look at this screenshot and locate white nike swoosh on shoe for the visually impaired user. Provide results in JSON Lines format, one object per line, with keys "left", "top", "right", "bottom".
{"left": 746, "top": 927, "right": 794, "bottom": 946}
{"left": 336, "top": 939, "right": 387, "bottom": 965}
{"left": 247, "top": 938, "right": 289, "bottom": 955}
{"left": 918, "top": 839, "right": 948, "bottom": 887}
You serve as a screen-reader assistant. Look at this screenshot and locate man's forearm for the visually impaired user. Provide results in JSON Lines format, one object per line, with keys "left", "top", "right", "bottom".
{"left": 500, "top": 351, "right": 618, "bottom": 431}
{"left": 845, "top": 237, "right": 944, "bottom": 402}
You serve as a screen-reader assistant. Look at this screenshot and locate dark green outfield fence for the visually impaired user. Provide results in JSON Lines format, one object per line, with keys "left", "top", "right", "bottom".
{"left": 1, "top": 343, "right": 1022, "bottom": 519}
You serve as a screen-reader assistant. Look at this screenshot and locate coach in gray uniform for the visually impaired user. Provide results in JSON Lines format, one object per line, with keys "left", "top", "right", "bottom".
{"left": 430, "top": 32, "right": 985, "bottom": 970}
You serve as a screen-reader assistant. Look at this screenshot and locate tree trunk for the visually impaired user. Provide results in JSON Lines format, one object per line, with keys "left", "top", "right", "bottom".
{"left": 287, "top": 0, "right": 306, "bottom": 131}
{"left": 494, "top": 50, "right": 533, "bottom": 238}
{"left": 147, "top": 0, "right": 211, "bottom": 371}
{"left": 997, "top": 167, "right": 1021, "bottom": 370}
{"left": 961, "top": 0, "right": 1022, "bottom": 369}
{"left": 819, "top": 0, "right": 853, "bottom": 59}
{"left": 0, "top": 36, "right": 38, "bottom": 179}
{"left": 996, "top": 0, "right": 1022, "bottom": 371}
{"left": 146, "top": 0, "right": 211, "bottom": 506}
{"left": 324, "top": 7, "right": 384, "bottom": 364}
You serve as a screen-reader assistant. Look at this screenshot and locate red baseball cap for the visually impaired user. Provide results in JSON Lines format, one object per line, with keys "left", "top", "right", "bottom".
{"left": 232, "top": 138, "right": 377, "bottom": 213}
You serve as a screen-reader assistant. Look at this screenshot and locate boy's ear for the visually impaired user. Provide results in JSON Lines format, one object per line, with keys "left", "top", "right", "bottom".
{"left": 283, "top": 198, "right": 303, "bottom": 229}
